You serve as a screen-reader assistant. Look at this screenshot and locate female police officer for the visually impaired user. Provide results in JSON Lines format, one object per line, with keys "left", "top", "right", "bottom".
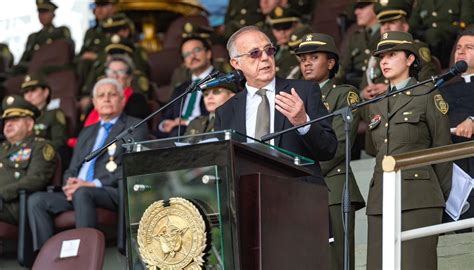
{"left": 365, "top": 31, "right": 452, "bottom": 269}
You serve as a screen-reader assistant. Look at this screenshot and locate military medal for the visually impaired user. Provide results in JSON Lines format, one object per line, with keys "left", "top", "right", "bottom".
{"left": 369, "top": 114, "right": 382, "bottom": 129}
{"left": 106, "top": 159, "right": 117, "bottom": 172}
{"left": 105, "top": 143, "right": 117, "bottom": 172}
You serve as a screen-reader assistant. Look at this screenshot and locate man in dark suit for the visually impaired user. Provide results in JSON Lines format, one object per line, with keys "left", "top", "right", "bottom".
{"left": 156, "top": 27, "right": 216, "bottom": 138}
{"left": 215, "top": 26, "right": 337, "bottom": 182}
{"left": 441, "top": 28, "right": 474, "bottom": 224}
{"left": 27, "top": 78, "right": 148, "bottom": 252}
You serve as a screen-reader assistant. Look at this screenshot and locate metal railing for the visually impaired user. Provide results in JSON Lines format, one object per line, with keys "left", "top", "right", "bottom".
{"left": 382, "top": 141, "right": 474, "bottom": 270}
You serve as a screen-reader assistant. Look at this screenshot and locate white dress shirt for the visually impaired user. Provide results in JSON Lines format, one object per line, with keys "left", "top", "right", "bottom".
{"left": 245, "top": 78, "right": 310, "bottom": 144}
{"left": 462, "top": 73, "right": 474, "bottom": 83}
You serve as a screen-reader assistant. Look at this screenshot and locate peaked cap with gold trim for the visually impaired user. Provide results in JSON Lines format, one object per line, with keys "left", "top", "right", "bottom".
{"left": 1, "top": 95, "right": 40, "bottom": 120}
{"left": 374, "top": 0, "right": 411, "bottom": 23}
{"left": 36, "top": 0, "right": 57, "bottom": 11}
{"left": 373, "top": 31, "right": 418, "bottom": 58}
{"left": 21, "top": 73, "right": 49, "bottom": 92}
{"left": 294, "top": 33, "right": 339, "bottom": 57}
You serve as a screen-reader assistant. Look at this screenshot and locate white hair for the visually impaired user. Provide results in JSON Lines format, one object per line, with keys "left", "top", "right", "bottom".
{"left": 92, "top": 78, "right": 124, "bottom": 97}
{"left": 226, "top": 26, "right": 271, "bottom": 59}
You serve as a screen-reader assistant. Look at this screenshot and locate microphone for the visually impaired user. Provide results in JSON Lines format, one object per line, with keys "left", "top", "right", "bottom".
{"left": 199, "top": 70, "right": 244, "bottom": 90}
{"left": 434, "top": 60, "right": 467, "bottom": 87}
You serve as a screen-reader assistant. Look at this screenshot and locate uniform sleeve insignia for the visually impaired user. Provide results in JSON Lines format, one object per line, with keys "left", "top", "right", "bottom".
{"left": 434, "top": 94, "right": 449, "bottom": 114}
{"left": 347, "top": 91, "right": 360, "bottom": 106}
{"left": 418, "top": 47, "right": 431, "bottom": 63}
{"left": 42, "top": 144, "right": 55, "bottom": 161}
{"left": 138, "top": 76, "right": 149, "bottom": 92}
{"left": 56, "top": 111, "right": 66, "bottom": 125}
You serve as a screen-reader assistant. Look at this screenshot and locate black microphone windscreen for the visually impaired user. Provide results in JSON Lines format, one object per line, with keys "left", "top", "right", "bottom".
{"left": 233, "top": 70, "right": 244, "bottom": 83}
{"left": 454, "top": 60, "right": 468, "bottom": 74}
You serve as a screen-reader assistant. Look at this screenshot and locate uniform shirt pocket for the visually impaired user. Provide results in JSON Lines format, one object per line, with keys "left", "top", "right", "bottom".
{"left": 392, "top": 113, "right": 421, "bottom": 144}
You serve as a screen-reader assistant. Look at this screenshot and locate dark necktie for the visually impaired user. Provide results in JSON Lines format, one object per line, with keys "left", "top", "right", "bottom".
{"left": 389, "top": 86, "right": 398, "bottom": 112}
{"left": 255, "top": 88, "right": 270, "bottom": 140}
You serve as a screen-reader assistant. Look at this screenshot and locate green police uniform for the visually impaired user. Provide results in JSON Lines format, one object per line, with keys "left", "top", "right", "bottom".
{"left": 409, "top": 0, "right": 473, "bottom": 67}
{"left": 295, "top": 33, "right": 366, "bottom": 270}
{"left": 224, "top": 0, "right": 265, "bottom": 40}
{"left": 76, "top": 1, "right": 118, "bottom": 84}
{"left": 340, "top": 0, "right": 380, "bottom": 87}
{"left": 21, "top": 74, "right": 68, "bottom": 151}
{"left": 0, "top": 95, "right": 56, "bottom": 225}
{"left": 14, "top": 1, "right": 72, "bottom": 75}
{"left": 366, "top": 31, "right": 452, "bottom": 270}
{"left": 268, "top": 7, "right": 303, "bottom": 78}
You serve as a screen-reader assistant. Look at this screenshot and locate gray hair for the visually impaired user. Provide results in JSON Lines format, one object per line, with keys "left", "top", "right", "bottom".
{"left": 92, "top": 78, "right": 124, "bottom": 97}
{"left": 226, "top": 26, "right": 270, "bottom": 59}
{"left": 105, "top": 54, "right": 135, "bottom": 73}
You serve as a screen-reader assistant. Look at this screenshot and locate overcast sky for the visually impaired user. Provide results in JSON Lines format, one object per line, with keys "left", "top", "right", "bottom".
{"left": 0, "top": 0, "right": 92, "bottom": 63}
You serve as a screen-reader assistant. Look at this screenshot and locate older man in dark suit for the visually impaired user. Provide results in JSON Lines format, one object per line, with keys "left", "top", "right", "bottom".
{"left": 215, "top": 26, "right": 337, "bottom": 182}
{"left": 27, "top": 78, "right": 148, "bottom": 252}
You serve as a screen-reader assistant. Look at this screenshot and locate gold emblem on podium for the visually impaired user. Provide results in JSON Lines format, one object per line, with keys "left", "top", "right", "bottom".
{"left": 138, "top": 197, "right": 207, "bottom": 269}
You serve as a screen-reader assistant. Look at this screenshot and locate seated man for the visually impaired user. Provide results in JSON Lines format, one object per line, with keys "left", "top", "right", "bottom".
{"left": 27, "top": 78, "right": 148, "bottom": 252}
{"left": 0, "top": 95, "right": 56, "bottom": 225}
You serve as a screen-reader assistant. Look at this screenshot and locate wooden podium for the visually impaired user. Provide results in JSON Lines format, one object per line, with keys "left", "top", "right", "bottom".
{"left": 123, "top": 130, "right": 329, "bottom": 269}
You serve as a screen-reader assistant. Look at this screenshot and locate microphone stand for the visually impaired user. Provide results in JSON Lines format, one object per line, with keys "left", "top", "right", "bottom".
{"left": 84, "top": 73, "right": 218, "bottom": 162}
{"left": 261, "top": 75, "right": 443, "bottom": 270}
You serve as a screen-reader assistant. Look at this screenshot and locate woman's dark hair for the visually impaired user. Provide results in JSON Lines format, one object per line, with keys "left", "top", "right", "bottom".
{"left": 402, "top": 51, "right": 421, "bottom": 79}
{"left": 327, "top": 52, "right": 339, "bottom": 79}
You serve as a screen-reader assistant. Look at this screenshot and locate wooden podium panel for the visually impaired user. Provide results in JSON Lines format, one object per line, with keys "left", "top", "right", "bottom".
{"left": 239, "top": 174, "right": 329, "bottom": 270}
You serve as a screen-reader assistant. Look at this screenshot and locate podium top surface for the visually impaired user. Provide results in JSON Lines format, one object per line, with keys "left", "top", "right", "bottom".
{"left": 123, "top": 129, "right": 314, "bottom": 166}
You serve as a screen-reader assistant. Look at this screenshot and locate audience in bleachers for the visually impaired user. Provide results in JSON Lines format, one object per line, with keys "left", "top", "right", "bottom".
{"left": 11, "top": 0, "right": 73, "bottom": 76}
{"left": 1, "top": 0, "right": 474, "bottom": 266}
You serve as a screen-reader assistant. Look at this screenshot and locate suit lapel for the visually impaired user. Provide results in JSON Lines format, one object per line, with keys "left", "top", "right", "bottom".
{"left": 274, "top": 77, "right": 290, "bottom": 147}
{"left": 233, "top": 91, "right": 247, "bottom": 135}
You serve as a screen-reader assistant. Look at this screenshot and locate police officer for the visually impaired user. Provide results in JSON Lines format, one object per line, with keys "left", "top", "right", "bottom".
{"left": 21, "top": 73, "right": 67, "bottom": 151}
{"left": 223, "top": 0, "right": 264, "bottom": 40}
{"left": 14, "top": 0, "right": 72, "bottom": 75}
{"left": 409, "top": 0, "right": 474, "bottom": 67}
{"left": 184, "top": 82, "right": 237, "bottom": 137}
{"left": 294, "top": 33, "right": 365, "bottom": 270}
{"left": 340, "top": 0, "right": 380, "bottom": 87}
{"left": 366, "top": 31, "right": 452, "bottom": 269}
{"left": 360, "top": 0, "right": 438, "bottom": 99}
{"left": 76, "top": 0, "right": 118, "bottom": 87}
{"left": 0, "top": 95, "right": 56, "bottom": 225}
{"left": 268, "top": 6, "right": 302, "bottom": 78}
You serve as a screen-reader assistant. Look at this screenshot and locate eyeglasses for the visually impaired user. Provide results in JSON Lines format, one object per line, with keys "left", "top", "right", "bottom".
{"left": 234, "top": 46, "right": 277, "bottom": 59}
{"left": 203, "top": 88, "right": 225, "bottom": 97}
{"left": 105, "top": 68, "right": 128, "bottom": 77}
{"left": 182, "top": 47, "right": 205, "bottom": 58}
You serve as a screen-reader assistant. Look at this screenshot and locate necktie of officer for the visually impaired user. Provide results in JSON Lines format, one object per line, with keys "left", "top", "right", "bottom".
{"left": 389, "top": 86, "right": 398, "bottom": 111}
{"left": 183, "top": 80, "right": 199, "bottom": 119}
{"left": 255, "top": 88, "right": 270, "bottom": 140}
{"left": 85, "top": 122, "right": 113, "bottom": 181}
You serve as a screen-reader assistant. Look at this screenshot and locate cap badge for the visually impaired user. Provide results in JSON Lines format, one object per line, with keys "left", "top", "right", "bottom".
{"left": 24, "top": 75, "right": 31, "bottom": 82}
{"left": 382, "top": 32, "right": 389, "bottom": 39}
{"left": 306, "top": 34, "right": 312, "bottom": 41}
{"left": 184, "top": 22, "right": 193, "bottom": 33}
{"left": 274, "top": 7, "right": 283, "bottom": 17}
{"left": 380, "top": 0, "right": 389, "bottom": 6}
{"left": 111, "top": 34, "right": 121, "bottom": 44}
{"left": 6, "top": 96, "right": 14, "bottom": 105}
